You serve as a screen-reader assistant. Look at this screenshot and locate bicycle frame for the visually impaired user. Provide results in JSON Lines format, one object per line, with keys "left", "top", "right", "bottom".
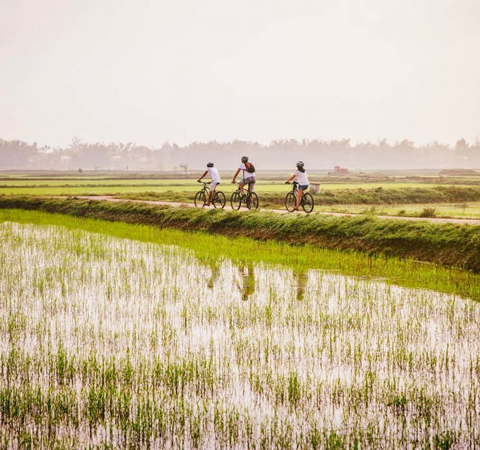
{"left": 199, "top": 181, "right": 217, "bottom": 193}
{"left": 288, "top": 182, "right": 304, "bottom": 203}
{"left": 285, "top": 181, "right": 314, "bottom": 213}
{"left": 195, "top": 181, "right": 226, "bottom": 209}
{"left": 230, "top": 182, "right": 258, "bottom": 210}
{"left": 232, "top": 183, "right": 253, "bottom": 199}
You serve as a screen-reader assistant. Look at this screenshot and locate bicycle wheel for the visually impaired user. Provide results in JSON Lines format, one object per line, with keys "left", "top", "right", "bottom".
{"left": 285, "top": 192, "right": 296, "bottom": 212}
{"left": 302, "top": 192, "right": 314, "bottom": 213}
{"left": 194, "top": 190, "right": 206, "bottom": 208}
{"left": 230, "top": 191, "right": 242, "bottom": 210}
{"left": 212, "top": 191, "right": 226, "bottom": 209}
{"left": 247, "top": 192, "right": 259, "bottom": 210}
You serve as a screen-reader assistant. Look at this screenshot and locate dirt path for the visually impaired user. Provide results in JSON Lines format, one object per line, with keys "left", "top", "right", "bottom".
{"left": 63, "top": 195, "right": 480, "bottom": 226}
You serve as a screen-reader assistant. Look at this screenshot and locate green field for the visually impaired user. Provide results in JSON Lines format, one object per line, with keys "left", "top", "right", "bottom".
{"left": 322, "top": 202, "right": 480, "bottom": 219}
{"left": 0, "top": 181, "right": 475, "bottom": 198}
{"left": 0, "top": 179, "right": 192, "bottom": 187}
{"left": 1, "top": 210, "right": 479, "bottom": 447}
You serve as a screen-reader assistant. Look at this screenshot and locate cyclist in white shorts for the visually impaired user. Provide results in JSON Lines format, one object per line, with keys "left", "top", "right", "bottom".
{"left": 197, "top": 162, "right": 221, "bottom": 207}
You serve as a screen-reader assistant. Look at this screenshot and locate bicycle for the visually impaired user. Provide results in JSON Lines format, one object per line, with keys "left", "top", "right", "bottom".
{"left": 230, "top": 182, "right": 259, "bottom": 210}
{"left": 285, "top": 181, "right": 314, "bottom": 213}
{"left": 194, "top": 181, "right": 226, "bottom": 209}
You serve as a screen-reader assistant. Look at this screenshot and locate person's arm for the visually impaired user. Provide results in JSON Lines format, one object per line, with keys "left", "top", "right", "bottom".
{"left": 198, "top": 171, "right": 208, "bottom": 182}
{"left": 232, "top": 168, "right": 241, "bottom": 183}
{"left": 285, "top": 174, "right": 295, "bottom": 184}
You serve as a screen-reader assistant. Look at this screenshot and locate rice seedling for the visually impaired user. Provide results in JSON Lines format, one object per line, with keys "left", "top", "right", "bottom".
{"left": 1, "top": 220, "right": 479, "bottom": 447}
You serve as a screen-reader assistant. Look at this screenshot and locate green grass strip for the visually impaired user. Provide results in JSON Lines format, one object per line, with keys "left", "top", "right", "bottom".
{"left": 1, "top": 197, "right": 480, "bottom": 301}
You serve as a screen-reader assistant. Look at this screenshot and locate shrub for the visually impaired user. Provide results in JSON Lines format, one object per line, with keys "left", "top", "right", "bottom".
{"left": 419, "top": 208, "right": 436, "bottom": 218}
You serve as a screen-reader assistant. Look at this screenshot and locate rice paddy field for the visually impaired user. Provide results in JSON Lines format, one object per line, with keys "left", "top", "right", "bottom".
{"left": 1, "top": 210, "right": 479, "bottom": 448}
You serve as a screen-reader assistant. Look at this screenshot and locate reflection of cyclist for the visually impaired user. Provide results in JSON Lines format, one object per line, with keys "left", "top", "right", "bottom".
{"left": 232, "top": 156, "right": 256, "bottom": 197}
{"left": 241, "top": 262, "right": 255, "bottom": 301}
{"left": 198, "top": 162, "right": 221, "bottom": 207}
{"left": 285, "top": 161, "right": 309, "bottom": 211}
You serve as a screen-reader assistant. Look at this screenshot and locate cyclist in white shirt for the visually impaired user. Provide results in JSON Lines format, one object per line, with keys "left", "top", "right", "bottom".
{"left": 198, "top": 162, "right": 221, "bottom": 207}
{"left": 285, "top": 161, "right": 309, "bottom": 211}
{"left": 232, "top": 156, "right": 256, "bottom": 197}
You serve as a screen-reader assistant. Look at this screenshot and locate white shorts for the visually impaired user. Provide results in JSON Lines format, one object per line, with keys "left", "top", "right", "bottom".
{"left": 210, "top": 181, "right": 220, "bottom": 192}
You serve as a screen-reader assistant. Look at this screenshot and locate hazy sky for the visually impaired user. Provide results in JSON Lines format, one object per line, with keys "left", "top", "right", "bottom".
{"left": 1, "top": 0, "right": 479, "bottom": 147}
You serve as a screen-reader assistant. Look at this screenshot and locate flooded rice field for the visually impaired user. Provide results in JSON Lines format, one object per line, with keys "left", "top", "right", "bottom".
{"left": 0, "top": 222, "right": 479, "bottom": 448}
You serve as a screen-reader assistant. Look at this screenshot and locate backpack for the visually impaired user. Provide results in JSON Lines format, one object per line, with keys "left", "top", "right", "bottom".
{"left": 245, "top": 162, "right": 255, "bottom": 173}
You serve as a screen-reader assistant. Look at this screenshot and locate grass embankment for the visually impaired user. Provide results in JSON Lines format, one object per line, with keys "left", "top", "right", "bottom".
{"left": 1, "top": 207, "right": 480, "bottom": 301}
{"left": 1, "top": 195, "right": 480, "bottom": 294}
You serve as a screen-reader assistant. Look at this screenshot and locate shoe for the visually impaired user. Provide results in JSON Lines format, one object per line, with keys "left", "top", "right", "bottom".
{"left": 203, "top": 203, "right": 210, "bottom": 207}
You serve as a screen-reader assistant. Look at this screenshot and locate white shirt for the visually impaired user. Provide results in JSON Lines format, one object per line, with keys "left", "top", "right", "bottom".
{"left": 295, "top": 170, "right": 309, "bottom": 185}
{"left": 239, "top": 163, "right": 256, "bottom": 180}
{"left": 207, "top": 167, "right": 221, "bottom": 183}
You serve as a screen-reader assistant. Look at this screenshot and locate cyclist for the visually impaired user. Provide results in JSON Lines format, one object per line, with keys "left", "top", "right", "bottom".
{"left": 197, "top": 162, "right": 221, "bottom": 207}
{"left": 232, "top": 156, "right": 256, "bottom": 198}
{"left": 285, "top": 161, "right": 309, "bottom": 211}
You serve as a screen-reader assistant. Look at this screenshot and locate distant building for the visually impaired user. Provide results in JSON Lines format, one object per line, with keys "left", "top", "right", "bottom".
{"left": 333, "top": 165, "right": 349, "bottom": 174}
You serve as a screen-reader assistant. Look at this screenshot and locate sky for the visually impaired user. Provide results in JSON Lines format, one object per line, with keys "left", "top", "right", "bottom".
{"left": 1, "top": 0, "right": 479, "bottom": 147}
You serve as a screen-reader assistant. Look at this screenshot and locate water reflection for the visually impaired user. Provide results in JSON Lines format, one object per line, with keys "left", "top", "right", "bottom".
{"left": 240, "top": 262, "right": 255, "bottom": 301}
{"left": 295, "top": 270, "right": 308, "bottom": 301}
{"left": 207, "top": 260, "right": 221, "bottom": 289}
{"left": 209, "top": 260, "right": 309, "bottom": 302}
{"left": 206, "top": 260, "right": 256, "bottom": 301}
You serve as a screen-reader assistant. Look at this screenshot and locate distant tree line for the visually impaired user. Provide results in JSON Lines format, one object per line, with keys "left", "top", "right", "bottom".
{"left": 1, "top": 137, "right": 480, "bottom": 170}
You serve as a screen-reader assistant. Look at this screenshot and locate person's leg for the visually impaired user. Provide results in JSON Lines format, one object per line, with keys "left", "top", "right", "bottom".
{"left": 296, "top": 188, "right": 303, "bottom": 210}
{"left": 205, "top": 182, "right": 216, "bottom": 206}
{"left": 239, "top": 179, "right": 246, "bottom": 196}
{"left": 248, "top": 179, "right": 255, "bottom": 200}
{"left": 204, "top": 191, "right": 213, "bottom": 206}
